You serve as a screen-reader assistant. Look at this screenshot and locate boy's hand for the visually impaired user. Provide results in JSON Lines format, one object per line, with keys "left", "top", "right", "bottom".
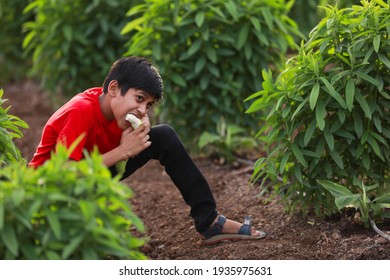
{"left": 120, "top": 123, "right": 151, "bottom": 159}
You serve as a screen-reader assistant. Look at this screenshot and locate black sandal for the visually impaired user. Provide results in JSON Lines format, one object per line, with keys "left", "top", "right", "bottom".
{"left": 201, "top": 215, "right": 266, "bottom": 245}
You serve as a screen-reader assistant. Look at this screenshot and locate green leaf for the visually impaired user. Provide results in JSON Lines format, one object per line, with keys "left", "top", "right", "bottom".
{"left": 120, "top": 17, "right": 145, "bottom": 35}
{"left": 345, "top": 78, "right": 355, "bottom": 112}
{"left": 330, "top": 150, "right": 344, "bottom": 169}
{"left": 1, "top": 224, "right": 18, "bottom": 257}
{"left": 335, "top": 194, "right": 361, "bottom": 210}
{"left": 309, "top": 83, "right": 320, "bottom": 110}
{"left": 261, "top": 7, "right": 274, "bottom": 30}
{"left": 315, "top": 99, "right": 326, "bottom": 131}
{"left": 195, "top": 12, "right": 205, "bottom": 27}
{"left": 170, "top": 74, "right": 187, "bottom": 87}
{"left": 224, "top": 1, "right": 238, "bottom": 21}
{"left": 205, "top": 46, "right": 217, "bottom": 63}
{"left": 324, "top": 129, "right": 334, "bottom": 151}
{"left": 372, "top": 116, "right": 382, "bottom": 132}
{"left": 373, "top": 34, "right": 381, "bottom": 52}
{"left": 79, "top": 200, "right": 95, "bottom": 222}
{"left": 279, "top": 151, "right": 290, "bottom": 174}
{"left": 46, "top": 251, "right": 61, "bottom": 260}
{"left": 354, "top": 90, "right": 372, "bottom": 119}
{"left": 319, "top": 77, "right": 346, "bottom": 109}
{"left": 250, "top": 16, "right": 261, "bottom": 31}
{"left": 304, "top": 119, "right": 316, "bottom": 146}
{"left": 353, "top": 111, "right": 363, "bottom": 138}
{"left": 294, "top": 164, "right": 303, "bottom": 183}
{"left": 237, "top": 23, "right": 250, "bottom": 50}
{"left": 367, "top": 136, "right": 384, "bottom": 161}
{"left": 195, "top": 57, "right": 206, "bottom": 74}
{"left": 187, "top": 40, "right": 202, "bottom": 57}
{"left": 378, "top": 53, "right": 390, "bottom": 69}
{"left": 198, "top": 132, "right": 220, "bottom": 149}
{"left": 362, "top": 152, "right": 370, "bottom": 170}
{"left": 317, "top": 180, "right": 353, "bottom": 196}
{"left": 62, "top": 234, "right": 85, "bottom": 259}
{"left": 374, "top": 0, "right": 389, "bottom": 8}
{"left": 46, "top": 209, "right": 62, "bottom": 240}
{"left": 291, "top": 143, "right": 307, "bottom": 168}
{"left": 355, "top": 71, "right": 382, "bottom": 88}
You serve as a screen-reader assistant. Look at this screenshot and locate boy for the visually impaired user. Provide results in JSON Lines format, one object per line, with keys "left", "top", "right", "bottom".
{"left": 29, "top": 56, "right": 266, "bottom": 245}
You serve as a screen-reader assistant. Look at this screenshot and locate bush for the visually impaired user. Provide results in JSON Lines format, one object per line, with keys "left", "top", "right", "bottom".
{"left": 23, "top": 0, "right": 140, "bottom": 96}
{"left": 0, "top": 144, "right": 146, "bottom": 259}
{"left": 0, "top": 89, "right": 29, "bottom": 165}
{"left": 247, "top": 0, "right": 390, "bottom": 217}
{"left": 0, "top": 0, "right": 33, "bottom": 83}
{"left": 122, "top": 0, "right": 301, "bottom": 145}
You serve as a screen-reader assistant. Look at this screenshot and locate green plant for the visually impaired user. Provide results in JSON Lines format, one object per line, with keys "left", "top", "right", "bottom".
{"left": 198, "top": 117, "right": 257, "bottom": 163}
{"left": 122, "top": 0, "right": 302, "bottom": 145}
{"left": 0, "top": 0, "right": 33, "bottom": 83}
{"left": 289, "top": 0, "right": 361, "bottom": 39}
{"left": 318, "top": 179, "right": 390, "bottom": 226}
{"left": 0, "top": 89, "right": 29, "bottom": 165}
{"left": 318, "top": 180, "right": 390, "bottom": 240}
{"left": 0, "top": 143, "right": 146, "bottom": 259}
{"left": 23, "top": 0, "right": 140, "bottom": 96}
{"left": 247, "top": 0, "right": 390, "bottom": 216}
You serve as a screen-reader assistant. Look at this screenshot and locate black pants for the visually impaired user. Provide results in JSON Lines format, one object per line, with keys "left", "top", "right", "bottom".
{"left": 118, "top": 124, "right": 218, "bottom": 233}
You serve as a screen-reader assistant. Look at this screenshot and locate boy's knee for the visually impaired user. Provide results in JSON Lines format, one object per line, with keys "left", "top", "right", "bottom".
{"left": 151, "top": 124, "right": 177, "bottom": 139}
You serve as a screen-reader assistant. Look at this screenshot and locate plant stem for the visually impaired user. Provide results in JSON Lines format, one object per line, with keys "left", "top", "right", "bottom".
{"left": 370, "top": 219, "right": 390, "bottom": 242}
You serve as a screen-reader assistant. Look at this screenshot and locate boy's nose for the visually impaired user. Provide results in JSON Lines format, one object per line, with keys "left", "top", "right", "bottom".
{"left": 137, "top": 104, "right": 147, "bottom": 115}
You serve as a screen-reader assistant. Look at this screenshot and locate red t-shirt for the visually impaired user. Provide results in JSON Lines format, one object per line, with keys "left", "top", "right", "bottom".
{"left": 29, "top": 87, "right": 122, "bottom": 168}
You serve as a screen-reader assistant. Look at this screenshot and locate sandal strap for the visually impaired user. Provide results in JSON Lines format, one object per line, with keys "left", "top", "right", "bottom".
{"left": 201, "top": 215, "right": 226, "bottom": 239}
{"left": 237, "top": 216, "right": 252, "bottom": 235}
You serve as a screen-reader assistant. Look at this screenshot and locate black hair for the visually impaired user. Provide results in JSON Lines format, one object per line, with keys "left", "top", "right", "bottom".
{"left": 102, "top": 56, "right": 163, "bottom": 100}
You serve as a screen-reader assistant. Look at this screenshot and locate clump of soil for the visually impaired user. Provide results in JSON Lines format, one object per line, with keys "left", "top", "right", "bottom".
{"left": 4, "top": 80, "right": 390, "bottom": 260}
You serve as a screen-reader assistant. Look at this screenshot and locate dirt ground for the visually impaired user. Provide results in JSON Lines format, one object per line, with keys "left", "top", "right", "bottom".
{"left": 3, "top": 80, "right": 390, "bottom": 260}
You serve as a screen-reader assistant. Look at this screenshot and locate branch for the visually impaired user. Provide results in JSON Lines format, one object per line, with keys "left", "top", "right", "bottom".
{"left": 370, "top": 219, "right": 390, "bottom": 242}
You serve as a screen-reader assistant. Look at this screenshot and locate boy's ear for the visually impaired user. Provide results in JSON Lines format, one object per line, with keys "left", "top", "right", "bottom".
{"left": 108, "top": 80, "right": 119, "bottom": 96}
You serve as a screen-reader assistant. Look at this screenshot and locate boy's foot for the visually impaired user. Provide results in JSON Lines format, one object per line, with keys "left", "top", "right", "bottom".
{"left": 201, "top": 215, "right": 266, "bottom": 245}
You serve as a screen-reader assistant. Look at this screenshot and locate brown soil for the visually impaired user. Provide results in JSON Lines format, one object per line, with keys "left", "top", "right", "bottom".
{"left": 3, "top": 80, "right": 390, "bottom": 260}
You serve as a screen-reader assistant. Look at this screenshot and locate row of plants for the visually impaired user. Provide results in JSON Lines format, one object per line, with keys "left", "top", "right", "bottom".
{"left": 247, "top": 0, "right": 390, "bottom": 234}
{"left": 0, "top": 89, "right": 146, "bottom": 259}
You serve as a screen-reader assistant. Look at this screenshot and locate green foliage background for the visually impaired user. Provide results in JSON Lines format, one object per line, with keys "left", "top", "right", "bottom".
{"left": 23, "top": 0, "right": 141, "bottom": 96}
{"left": 122, "top": 0, "right": 301, "bottom": 144}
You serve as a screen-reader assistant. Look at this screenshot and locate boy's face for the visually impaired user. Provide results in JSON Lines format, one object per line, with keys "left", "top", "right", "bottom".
{"left": 110, "top": 86, "right": 156, "bottom": 130}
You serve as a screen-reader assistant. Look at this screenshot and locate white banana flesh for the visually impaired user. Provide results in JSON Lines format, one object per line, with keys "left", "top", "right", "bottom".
{"left": 125, "top": 114, "right": 142, "bottom": 129}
